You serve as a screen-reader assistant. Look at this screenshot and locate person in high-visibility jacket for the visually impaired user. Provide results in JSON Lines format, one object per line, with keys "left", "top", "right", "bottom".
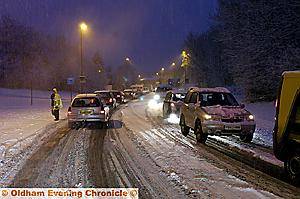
{"left": 51, "top": 88, "right": 63, "bottom": 121}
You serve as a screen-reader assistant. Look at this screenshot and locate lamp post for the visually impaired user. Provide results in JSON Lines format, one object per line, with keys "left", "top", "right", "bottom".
{"left": 181, "top": 50, "right": 189, "bottom": 85}
{"left": 79, "top": 22, "right": 87, "bottom": 93}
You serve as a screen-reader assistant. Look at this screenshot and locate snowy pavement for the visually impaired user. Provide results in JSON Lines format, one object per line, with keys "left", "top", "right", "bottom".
{"left": 0, "top": 88, "right": 71, "bottom": 186}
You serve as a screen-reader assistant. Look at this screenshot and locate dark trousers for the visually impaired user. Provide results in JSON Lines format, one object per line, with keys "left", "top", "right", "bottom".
{"left": 52, "top": 109, "right": 59, "bottom": 120}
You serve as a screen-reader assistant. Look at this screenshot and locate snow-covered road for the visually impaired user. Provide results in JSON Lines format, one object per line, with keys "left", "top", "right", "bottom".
{"left": 6, "top": 93, "right": 299, "bottom": 198}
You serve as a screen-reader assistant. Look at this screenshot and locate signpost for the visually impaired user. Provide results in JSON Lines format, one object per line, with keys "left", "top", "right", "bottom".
{"left": 67, "top": 77, "right": 75, "bottom": 102}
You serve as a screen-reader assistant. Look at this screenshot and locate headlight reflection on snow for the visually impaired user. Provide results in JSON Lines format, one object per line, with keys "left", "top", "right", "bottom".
{"left": 167, "top": 113, "right": 180, "bottom": 124}
{"left": 153, "top": 94, "right": 160, "bottom": 100}
{"left": 148, "top": 99, "right": 162, "bottom": 110}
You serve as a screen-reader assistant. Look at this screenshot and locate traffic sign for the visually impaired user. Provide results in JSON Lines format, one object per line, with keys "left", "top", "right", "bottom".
{"left": 67, "top": 77, "right": 75, "bottom": 85}
{"left": 79, "top": 76, "right": 86, "bottom": 83}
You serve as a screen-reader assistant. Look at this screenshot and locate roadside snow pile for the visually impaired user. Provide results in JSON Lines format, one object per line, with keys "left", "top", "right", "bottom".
{"left": 246, "top": 102, "right": 275, "bottom": 147}
{"left": 0, "top": 88, "right": 70, "bottom": 186}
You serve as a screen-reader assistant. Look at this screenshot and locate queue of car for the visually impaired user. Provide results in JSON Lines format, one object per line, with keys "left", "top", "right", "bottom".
{"left": 67, "top": 89, "right": 138, "bottom": 129}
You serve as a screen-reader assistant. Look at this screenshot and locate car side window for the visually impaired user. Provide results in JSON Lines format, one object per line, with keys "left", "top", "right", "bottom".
{"left": 165, "top": 92, "right": 172, "bottom": 101}
{"left": 189, "top": 92, "right": 198, "bottom": 104}
{"left": 184, "top": 92, "right": 192, "bottom": 103}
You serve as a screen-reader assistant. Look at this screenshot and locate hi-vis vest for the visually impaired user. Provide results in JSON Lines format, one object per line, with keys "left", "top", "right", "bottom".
{"left": 53, "top": 93, "right": 63, "bottom": 110}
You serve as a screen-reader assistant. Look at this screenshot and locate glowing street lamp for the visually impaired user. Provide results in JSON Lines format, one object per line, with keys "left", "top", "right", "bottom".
{"left": 80, "top": 22, "right": 88, "bottom": 32}
{"left": 138, "top": 74, "right": 141, "bottom": 78}
{"left": 161, "top": 67, "right": 165, "bottom": 71}
{"left": 156, "top": 72, "right": 159, "bottom": 76}
{"left": 125, "top": 57, "right": 130, "bottom": 62}
{"left": 171, "top": 62, "right": 176, "bottom": 67}
{"left": 79, "top": 22, "right": 88, "bottom": 93}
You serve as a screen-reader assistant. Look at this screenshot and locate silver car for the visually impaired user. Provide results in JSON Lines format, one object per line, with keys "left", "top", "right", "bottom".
{"left": 67, "top": 94, "right": 110, "bottom": 128}
{"left": 180, "top": 87, "right": 256, "bottom": 143}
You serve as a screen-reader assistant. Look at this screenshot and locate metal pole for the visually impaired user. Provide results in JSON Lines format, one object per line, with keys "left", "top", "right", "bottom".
{"left": 30, "top": 78, "right": 33, "bottom": 105}
{"left": 80, "top": 30, "right": 83, "bottom": 93}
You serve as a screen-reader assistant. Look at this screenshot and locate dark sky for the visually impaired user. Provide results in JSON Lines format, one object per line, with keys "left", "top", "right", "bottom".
{"left": 0, "top": 0, "right": 217, "bottom": 74}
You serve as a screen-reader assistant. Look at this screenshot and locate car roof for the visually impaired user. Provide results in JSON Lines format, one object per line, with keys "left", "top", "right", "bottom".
{"left": 282, "top": 70, "right": 300, "bottom": 78}
{"left": 94, "top": 90, "right": 111, "bottom": 93}
{"left": 189, "top": 87, "right": 231, "bottom": 93}
{"left": 74, "top": 93, "right": 99, "bottom": 98}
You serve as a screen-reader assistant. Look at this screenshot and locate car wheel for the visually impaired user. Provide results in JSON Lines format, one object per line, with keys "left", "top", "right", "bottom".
{"left": 285, "top": 151, "right": 300, "bottom": 185}
{"left": 194, "top": 120, "right": 207, "bottom": 143}
{"left": 180, "top": 115, "right": 189, "bottom": 136}
{"left": 240, "top": 133, "right": 253, "bottom": 143}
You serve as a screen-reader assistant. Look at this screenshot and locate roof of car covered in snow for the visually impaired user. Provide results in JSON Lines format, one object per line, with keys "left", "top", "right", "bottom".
{"left": 75, "top": 93, "right": 99, "bottom": 98}
{"left": 189, "top": 87, "right": 231, "bottom": 93}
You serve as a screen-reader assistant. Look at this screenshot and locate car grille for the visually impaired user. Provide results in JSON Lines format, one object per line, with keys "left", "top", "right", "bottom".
{"left": 221, "top": 117, "right": 243, "bottom": 123}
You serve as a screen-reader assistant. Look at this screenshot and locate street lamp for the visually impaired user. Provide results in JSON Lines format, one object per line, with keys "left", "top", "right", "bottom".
{"left": 181, "top": 50, "right": 189, "bottom": 85}
{"left": 171, "top": 62, "right": 176, "bottom": 67}
{"left": 79, "top": 22, "right": 88, "bottom": 93}
{"left": 161, "top": 67, "right": 165, "bottom": 71}
{"left": 125, "top": 57, "right": 130, "bottom": 62}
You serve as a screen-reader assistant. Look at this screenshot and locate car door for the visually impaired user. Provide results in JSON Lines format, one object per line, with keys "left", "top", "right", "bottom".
{"left": 186, "top": 92, "right": 198, "bottom": 127}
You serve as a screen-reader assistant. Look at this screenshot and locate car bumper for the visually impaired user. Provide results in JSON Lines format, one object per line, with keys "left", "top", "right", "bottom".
{"left": 68, "top": 114, "right": 107, "bottom": 122}
{"left": 202, "top": 120, "right": 256, "bottom": 135}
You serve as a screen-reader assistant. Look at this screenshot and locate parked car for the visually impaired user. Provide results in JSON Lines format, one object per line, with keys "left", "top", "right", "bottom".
{"left": 94, "top": 90, "right": 117, "bottom": 109}
{"left": 180, "top": 87, "right": 255, "bottom": 143}
{"left": 124, "top": 89, "right": 136, "bottom": 100}
{"left": 110, "top": 90, "right": 125, "bottom": 104}
{"left": 67, "top": 94, "right": 110, "bottom": 128}
{"left": 163, "top": 90, "right": 186, "bottom": 117}
{"left": 273, "top": 71, "right": 300, "bottom": 184}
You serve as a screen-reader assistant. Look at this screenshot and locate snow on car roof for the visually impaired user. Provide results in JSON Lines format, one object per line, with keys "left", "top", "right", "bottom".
{"left": 94, "top": 90, "right": 110, "bottom": 93}
{"left": 75, "top": 93, "right": 98, "bottom": 98}
{"left": 190, "top": 87, "right": 231, "bottom": 93}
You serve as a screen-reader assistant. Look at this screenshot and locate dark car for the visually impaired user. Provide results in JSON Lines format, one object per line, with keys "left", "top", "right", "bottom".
{"left": 94, "top": 90, "right": 117, "bottom": 109}
{"left": 111, "top": 90, "right": 125, "bottom": 104}
{"left": 123, "top": 89, "right": 136, "bottom": 100}
{"left": 163, "top": 90, "right": 186, "bottom": 118}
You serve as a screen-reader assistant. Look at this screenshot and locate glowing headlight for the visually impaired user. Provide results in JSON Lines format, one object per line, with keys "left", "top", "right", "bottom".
{"left": 154, "top": 94, "right": 160, "bottom": 100}
{"left": 248, "top": 115, "right": 254, "bottom": 120}
{"left": 204, "top": 114, "right": 212, "bottom": 120}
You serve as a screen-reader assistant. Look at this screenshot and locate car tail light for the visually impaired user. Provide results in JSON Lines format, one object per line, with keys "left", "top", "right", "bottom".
{"left": 67, "top": 107, "right": 72, "bottom": 114}
{"left": 109, "top": 98, "right": 113, "bottom": 103}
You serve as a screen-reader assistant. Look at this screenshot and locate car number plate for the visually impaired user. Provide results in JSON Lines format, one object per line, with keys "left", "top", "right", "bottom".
{"left": 224, "top": 124, "right": 241, "bottom": 130}
{"left": 80, "top": 109, "right": 93, "bottom": 115}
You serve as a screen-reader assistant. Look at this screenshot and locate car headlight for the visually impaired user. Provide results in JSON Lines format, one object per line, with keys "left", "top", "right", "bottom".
{"left": 154, "top": 94, "right": 160, "bottom": 100}
{"left": 248, "top": 114, "right": 254, "bottom": 120}
{"left": 204, "top": 114, "right": 212, "bottom": 120}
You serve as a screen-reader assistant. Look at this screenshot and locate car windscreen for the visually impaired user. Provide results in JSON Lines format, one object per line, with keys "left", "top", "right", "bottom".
{"left": 199, "top": 92, "right": 239, "bottom": 107}
{"left": 173, "top": 93, "right": 185, "bottom": 101}
{"left": 95, "top": 92, "right": 110, "bottom": 98}
{"left": 72, "top": 97, "right": 101, "bottom": 107}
